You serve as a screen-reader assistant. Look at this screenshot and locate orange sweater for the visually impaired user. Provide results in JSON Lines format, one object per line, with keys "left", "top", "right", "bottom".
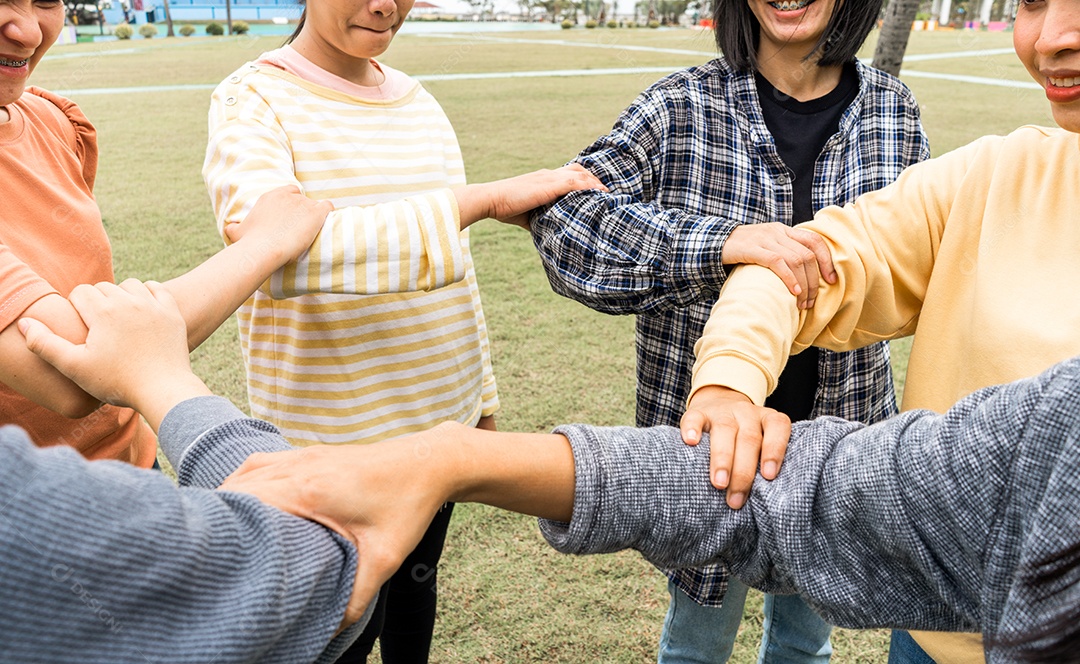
{"left": 0, "top": 88, "right": 155, "bottom": 467}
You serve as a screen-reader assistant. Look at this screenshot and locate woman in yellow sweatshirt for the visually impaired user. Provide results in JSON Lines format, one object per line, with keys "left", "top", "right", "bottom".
{"left": 684, "top": 1, "right": 1080, "bottom": 662}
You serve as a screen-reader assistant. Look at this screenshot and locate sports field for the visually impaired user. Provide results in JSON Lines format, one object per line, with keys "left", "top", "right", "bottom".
{"left": 30, "top": 26, "right": 1050, "bottom": 662}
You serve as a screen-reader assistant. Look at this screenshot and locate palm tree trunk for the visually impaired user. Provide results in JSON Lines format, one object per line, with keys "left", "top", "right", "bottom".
{"left": 872, "top": 0, "right": 921, "bottom": 77}
{"left": 162, "top": 0, "right": 174, "bottom": 36}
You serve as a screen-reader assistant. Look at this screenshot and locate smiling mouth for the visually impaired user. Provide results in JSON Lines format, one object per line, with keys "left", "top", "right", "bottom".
{"left": 0, "top": 57, "right": 29, "bottom": 67}
{"left": 769, "top": 0, "right": 815, "bottom": 10}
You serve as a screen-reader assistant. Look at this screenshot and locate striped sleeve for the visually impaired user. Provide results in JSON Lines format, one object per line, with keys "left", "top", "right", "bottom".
{"left": 459, "top": 233, "right": 499, "bottom": 416}
{"left": 203, "top": 74, "right": 466, "bottom": 299}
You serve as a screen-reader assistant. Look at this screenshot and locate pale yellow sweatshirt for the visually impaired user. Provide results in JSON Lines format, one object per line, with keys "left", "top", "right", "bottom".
{"left": 692, "top": 125, "right": 1080, "bottom": 663}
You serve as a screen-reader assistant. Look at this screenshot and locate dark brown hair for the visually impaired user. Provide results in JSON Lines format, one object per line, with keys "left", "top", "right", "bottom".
{"left": 286, "top": 1, "right": 305, "bottom": 44}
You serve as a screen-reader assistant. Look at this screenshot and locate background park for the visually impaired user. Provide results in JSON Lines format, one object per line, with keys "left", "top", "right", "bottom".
{"left": 31, "top": 11, "right": 1051, "bottom": 663}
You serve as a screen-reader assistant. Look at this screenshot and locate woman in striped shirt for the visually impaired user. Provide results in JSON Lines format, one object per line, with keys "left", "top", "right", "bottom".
{"left": 201, "top": 0, "right": 602, "bottom": 659}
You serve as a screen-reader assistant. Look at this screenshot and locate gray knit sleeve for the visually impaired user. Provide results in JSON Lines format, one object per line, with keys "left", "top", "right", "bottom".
{"left": 0, "top": 396, "right": 368, "bottom": 663}
{"left": 537, "top": 362, "right": 1073, "bottom": 635}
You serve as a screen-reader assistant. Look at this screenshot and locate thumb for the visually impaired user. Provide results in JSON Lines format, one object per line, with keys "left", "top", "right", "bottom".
{"left": 223, "top": 222, "right": 244, "bottom": 245}
{"left": 19, "top": 318, "right": 81, "bottom": 373}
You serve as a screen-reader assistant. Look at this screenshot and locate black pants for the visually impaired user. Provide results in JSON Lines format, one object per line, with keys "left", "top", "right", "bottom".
{"left": 336, "top": 503, "right": 455, "bottom": 663}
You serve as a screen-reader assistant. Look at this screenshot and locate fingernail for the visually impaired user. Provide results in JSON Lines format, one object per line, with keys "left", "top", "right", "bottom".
{"left": 714, "top": 470, "right": 728, "bottom": 487}
{"left": 728, "top": 492, "right": 745, "bottom": 509}
{"left": 16, "top": 319, "right": 29, "bottom": 334}
{"left": 762, "top": 461, "right": 777, "bottom": 479}
{"left": 686, "top": 429, "right": 698, "bottom": 443}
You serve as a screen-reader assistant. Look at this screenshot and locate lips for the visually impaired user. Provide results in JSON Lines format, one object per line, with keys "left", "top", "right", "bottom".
{"left": 1044, "top": 73, "right": 1080, "bottom": 103}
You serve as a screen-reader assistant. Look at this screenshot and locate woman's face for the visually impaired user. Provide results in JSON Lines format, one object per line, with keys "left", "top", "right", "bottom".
{"left": 1014, "top": 0, "right": 1080, "bottom": 132}
{"left": 0, "top": 0, "right": 64, "bottom": 108}
{"left": 747, "top": 0, "right": 838, "bottom": 62}
{"left": 301, "top": 0, "right": 414, "bottom": 64}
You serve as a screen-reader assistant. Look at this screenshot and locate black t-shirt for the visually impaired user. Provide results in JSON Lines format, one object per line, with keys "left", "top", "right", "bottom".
{"left": 752, "top": 62, "right": 859, "bottom": 421}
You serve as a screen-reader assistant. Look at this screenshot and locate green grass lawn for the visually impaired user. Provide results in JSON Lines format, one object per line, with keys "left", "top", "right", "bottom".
{"left": 28, "top": 27, "right": 1051, "bottom": 662}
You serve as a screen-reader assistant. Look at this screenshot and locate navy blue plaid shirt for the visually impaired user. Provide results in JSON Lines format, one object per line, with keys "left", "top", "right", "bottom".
{"left": 530, "top": 58, "right": 930, "bottom": 606}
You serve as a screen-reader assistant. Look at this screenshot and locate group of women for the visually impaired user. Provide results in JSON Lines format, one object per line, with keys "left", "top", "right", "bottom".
{"left": 2, "top": 0, "right": 1078, "bottom": 661}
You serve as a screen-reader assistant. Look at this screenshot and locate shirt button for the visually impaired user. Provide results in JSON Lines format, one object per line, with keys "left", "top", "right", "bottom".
{"left": 228, "top": 75, "right": 241, "bottom": 83}
{"left": 776, "top": 174, "right": 791, "bottom": 184}
{"left": 224, "top": 96, "right": 237, "bottom": 106}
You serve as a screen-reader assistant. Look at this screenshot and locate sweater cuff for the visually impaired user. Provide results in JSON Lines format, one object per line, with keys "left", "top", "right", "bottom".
{"left": 690, "top": 356, "right": 772, "bottom": 406}
{"left": 158, "top": 396, "right": 298, "bottom": 489}
{"left": 537, "top": 424, "right": 604, "bottom": 554}
{"left": 158, "top": 396, "right": 248, "bottom": 471}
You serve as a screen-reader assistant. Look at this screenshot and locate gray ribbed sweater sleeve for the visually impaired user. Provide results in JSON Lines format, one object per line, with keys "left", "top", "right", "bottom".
{"left": 0, "top": 395, "right": 367, "bottom": 663}
{"left": 540, "top": 357, "right": 1080, "bottom": 643}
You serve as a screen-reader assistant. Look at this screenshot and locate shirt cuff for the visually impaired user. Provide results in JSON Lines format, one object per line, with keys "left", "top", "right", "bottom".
{"left": 690, "top": 356, "right": 772, "bottom": 406}
{"left": 158, "top": 395, "right": 248, "bottom": 470}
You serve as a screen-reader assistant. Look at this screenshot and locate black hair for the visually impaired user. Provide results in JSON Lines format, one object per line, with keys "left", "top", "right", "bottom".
{"left": 989, "top": 539, "right": 1080, "bottom": 662}
{"left": 286, "top": 0, "right": 305, "bottom": 44}
{"left": 713, "top": 0, "right": 884, "bottom": 72}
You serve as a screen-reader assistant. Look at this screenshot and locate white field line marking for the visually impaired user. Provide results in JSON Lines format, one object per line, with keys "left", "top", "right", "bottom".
{"left": 423, "top": 32, "right": 716, "bottom": 57}
{"left": 899, "top": 68, "right": 1041, "bottom": 89}
{"left": 49, "top": 42, "right": 1035, "bottom": 96}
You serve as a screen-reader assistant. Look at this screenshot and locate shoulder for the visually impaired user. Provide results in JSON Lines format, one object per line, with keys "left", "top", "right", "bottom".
{"left": 19, "top": 87, "right": 98, "bottom": 187}
{"left": 19, "top": 87, "right": 97, "bottom": 150}
{"left": 208, "top": 60, "right": 301, "bottom": 127}
{"left": 213, "top": 60, "right": 279, "bottom": 100}
{"left": 616, "top": 58, "right": 741, "bottom": 128}
{"left": 637, "top": 58, "right": 738, "bottom": 102}
{"left": 853, "top": 61, "right": 920, "bottom": 110}
{"left": 998, "top": 125, "right": 1076, "bottom": 161}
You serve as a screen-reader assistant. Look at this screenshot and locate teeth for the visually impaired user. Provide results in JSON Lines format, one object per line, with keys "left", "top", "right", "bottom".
{"left": 770, "top": 0, "right": 812, "bottom": 10}
{"left": 1049, "top": 77, "right": 1079, "bottom": 88}
{"left": 0, "top": 58, "right": 28, "bottom": 67}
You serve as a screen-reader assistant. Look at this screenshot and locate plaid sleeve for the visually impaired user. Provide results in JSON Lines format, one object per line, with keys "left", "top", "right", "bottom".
{"left": 530, "top": 85, "right": 739, "bottom": 316}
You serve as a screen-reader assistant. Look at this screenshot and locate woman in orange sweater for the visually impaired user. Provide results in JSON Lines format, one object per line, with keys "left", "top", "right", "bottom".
{"left": 0, "top": 0, "right": 331, "bottom": 467}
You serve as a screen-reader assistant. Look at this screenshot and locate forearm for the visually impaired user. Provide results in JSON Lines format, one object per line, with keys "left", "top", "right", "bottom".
{"left": 691, "top": 142, "right": 980, "bottom": 404}
{"left": 1, "top": 294, "right": 99, "bottom": 417}
{"left": 0, "top": 426, "right": 358, "bottom": 663}
{"left": 264, "top": 193, "right": 466, "bottom": 298}
{"left": 536, "top": 367, "right": 1059, "bottom": 632}
{"left": 164, "top": 238, "right": 292, "bottom": 350}
{"left": 434, "top": 422, "right": 575, "bottom": 522}
{"left": 531, "top": 190, "right": 736, "bottom": 315}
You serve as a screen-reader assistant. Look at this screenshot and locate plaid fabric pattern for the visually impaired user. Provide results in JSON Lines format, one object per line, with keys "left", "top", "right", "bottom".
{"left": 531, "top": 58, "right": 929, "bottom": 605}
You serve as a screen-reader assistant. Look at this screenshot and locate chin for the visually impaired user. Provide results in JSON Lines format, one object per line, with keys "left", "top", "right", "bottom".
{"left": 1051, "top": 108, "right": 1080, "bottom": 133}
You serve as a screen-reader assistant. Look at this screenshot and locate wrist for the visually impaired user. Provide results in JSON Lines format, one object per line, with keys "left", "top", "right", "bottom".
{"left": 428, "top": 421, "right": 477, "bottom": 504}
{"left": 452, "top": 184, "right": 492, "bottom": 230}
{"left": 132, "top": 371, "right": 213, "bottom": 432}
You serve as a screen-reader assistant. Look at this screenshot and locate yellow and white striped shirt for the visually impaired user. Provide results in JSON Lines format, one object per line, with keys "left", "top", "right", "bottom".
{"left": 203, "top": 60, "right": 498, "bottom": 446}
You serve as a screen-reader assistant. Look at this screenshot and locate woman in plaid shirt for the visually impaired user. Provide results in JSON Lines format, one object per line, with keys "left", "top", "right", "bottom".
{"left": 530, "top": 0, "right": 928, "bottom": 662}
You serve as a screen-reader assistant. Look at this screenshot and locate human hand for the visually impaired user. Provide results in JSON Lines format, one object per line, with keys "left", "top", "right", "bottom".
{"left": 680, "top": 385, "right": 791, "bottom": 509}
{"left": 19, "top": 279, "right": 211, "bottom": 431}
{"left": 455, "top": 164, "right": 607, "bottom": 230}
{"left": 721, "top": 223, "right": 835, "bottom": 309}
{"left": 219, "top": 426, "right": 454, "bottom": 629}
{"left": 223, "top": 186, "right": 334, "bottom": 263}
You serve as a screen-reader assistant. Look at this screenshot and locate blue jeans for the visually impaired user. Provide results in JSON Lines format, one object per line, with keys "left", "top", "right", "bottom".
{"left": 658, "top": 578, "right": 833, "bottom": 664}
{"left": 887, "top": 631, "right": 936, "bottom": 664}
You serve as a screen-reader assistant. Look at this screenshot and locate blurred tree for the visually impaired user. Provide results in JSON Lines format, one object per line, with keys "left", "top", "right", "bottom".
{"left": 162, "top": 0, "right": 174, "bottom": 36}
{"left": 873, "top": 0, "right": 921, "bottom": 77}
